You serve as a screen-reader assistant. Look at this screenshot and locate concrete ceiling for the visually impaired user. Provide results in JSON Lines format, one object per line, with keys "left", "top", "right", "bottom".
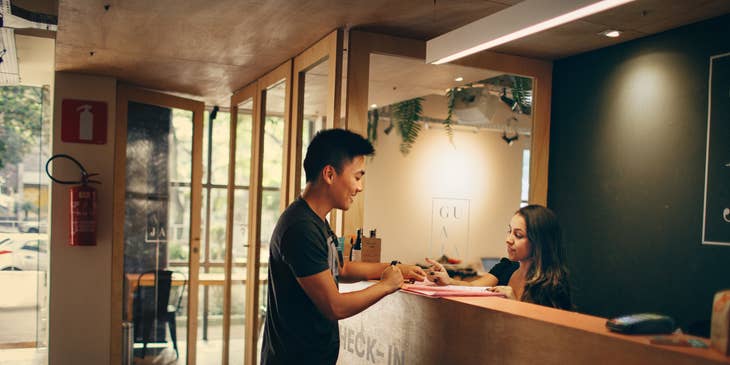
{"left": 51, "top": 0, "right": 730, "bottom": 105}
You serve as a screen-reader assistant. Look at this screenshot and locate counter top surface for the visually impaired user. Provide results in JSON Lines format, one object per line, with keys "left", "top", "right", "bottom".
{"left": 447, "top": 295, "right": 729, "bottom": 363}
{"left": 339, "top": 281, "right": 730, "bottom": 363}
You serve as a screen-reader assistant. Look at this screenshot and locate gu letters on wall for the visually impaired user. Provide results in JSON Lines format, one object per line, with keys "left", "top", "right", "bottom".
{"left": 430, "top": 198, "right": 470, "bottom": 259}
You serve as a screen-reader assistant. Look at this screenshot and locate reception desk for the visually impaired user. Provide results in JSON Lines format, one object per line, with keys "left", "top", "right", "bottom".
{"left": 337, "top": 282, "right": 730, "bottom": 365}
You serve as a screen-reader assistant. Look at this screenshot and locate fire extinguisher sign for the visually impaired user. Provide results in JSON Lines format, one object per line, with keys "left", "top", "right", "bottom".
{"left": 61, "top": 99, "right": 108, "bottom": 144}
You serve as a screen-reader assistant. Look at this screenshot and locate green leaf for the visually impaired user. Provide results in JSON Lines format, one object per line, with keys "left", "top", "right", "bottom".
{"left": 0, "top": 86, "right": 44, "bottom": 169}
{"left": 443, "top": 88, "right": 456, "bottom": 144}
{"left": 367, "top": 109, "right": 379, "bottom": 143}
{"left": 393, "top": 97, "right": 423, "bottom": 155}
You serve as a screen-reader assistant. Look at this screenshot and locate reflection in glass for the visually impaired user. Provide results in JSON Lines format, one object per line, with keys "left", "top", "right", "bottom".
{"left": 123, "top": 102, "right": 192, "bottom": 363}
{"left": 206, "top": 188, "right": 229, "bottom": 262}
{"left": 363, "top": 54, "right": 535, "bottom": 266}
{"left": 0, "top": 85, "right": 51, "bottom": 354}
{"left": 198, "top": 109, "right": 235, "bottom": 363}
{"left": 300, "top": 59, "right": 329, "bottom": 189}
{"left": 257, "top": 80, "right": 287, "bottom": 359}
{"left": 202, "top": 111, "right": 232, "bottom": 185}
{"left": 236, "top": 101, "right": 254, "bottom": 186}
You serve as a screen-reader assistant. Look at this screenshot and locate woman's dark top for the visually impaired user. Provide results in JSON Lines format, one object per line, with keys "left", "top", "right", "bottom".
{"left": 487, "top": 257, "right": 572, "bottom": 310}
{"left": 488, "top": 258, "right": 519, "bottom": 285}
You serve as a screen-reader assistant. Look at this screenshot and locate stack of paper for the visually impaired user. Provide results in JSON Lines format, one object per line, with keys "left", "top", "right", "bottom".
{"left": 400, "top": 283, "right": 506, "bottom": 298}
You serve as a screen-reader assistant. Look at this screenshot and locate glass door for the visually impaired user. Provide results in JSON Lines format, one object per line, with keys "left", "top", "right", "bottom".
{"left": 0, "top": 85, "right": 51, "bottom": 362}
{"left": 115, "top": 85, "right": 204, "bottom": 364}
{"left": 195, "top": 106, "right": 235, "bottom": 364}
{"left": 288, "top": 30, "right": 342, "bottom": 204}
{"left": 221, "top": 83, "right": 256, "bottom": 365}
{"left": 242, "top": 60, "right": 292, "bottom": 365}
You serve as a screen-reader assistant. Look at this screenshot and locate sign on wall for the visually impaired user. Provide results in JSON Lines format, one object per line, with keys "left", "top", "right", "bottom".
{"left": 61, "top": 99, "right": 107, "bottom": 144}
{"left": 702, "top": 52, "right": 730, "bottom": 246}
{"left": 430, "top": 198, "right": 470, "bottom": 260}
{"left": 145, "top": 211, "right": 167, "bottom": 243}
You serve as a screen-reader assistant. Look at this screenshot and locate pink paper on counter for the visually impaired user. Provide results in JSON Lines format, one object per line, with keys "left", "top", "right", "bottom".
{"left": 400, "top": 283, "right": 506, "bottom": 298}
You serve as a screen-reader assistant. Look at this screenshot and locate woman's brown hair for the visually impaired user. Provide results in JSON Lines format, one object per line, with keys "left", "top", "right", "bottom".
{"left": 517, "top": 205, "right": 572, "bottom": 310}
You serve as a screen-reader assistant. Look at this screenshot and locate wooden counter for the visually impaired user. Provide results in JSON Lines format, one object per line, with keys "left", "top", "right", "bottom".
{"left": 337, "top": 282, "right": 730, "bottom": 365}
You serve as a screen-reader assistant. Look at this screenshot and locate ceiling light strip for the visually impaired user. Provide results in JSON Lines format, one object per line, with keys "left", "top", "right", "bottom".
{"left": 427, "top": 0, "right": 636, "bottom": 64}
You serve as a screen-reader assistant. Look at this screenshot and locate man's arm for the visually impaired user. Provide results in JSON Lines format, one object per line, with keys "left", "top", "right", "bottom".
{"left": 339, "top": 261, "right": 426, "bottom": 283}
{"left": 338, "top": 261, "right": 388, "bottom": 282}
{"left": 297, "top": 265, "right": 402, "bottom": 321}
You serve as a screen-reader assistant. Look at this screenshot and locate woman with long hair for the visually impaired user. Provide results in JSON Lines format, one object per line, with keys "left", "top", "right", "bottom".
{"left": 426, "top": 204, "right": 572, "bottom": 310}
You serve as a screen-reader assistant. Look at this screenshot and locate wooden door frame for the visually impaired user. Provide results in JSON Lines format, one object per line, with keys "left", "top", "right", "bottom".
{"left": 221, "top": 82, "right": 258, "bottom": 365}
{"left": 111, "top": 84, "right": 205, "bottom": 365}
{"left": 286, "top": 29, "right": 344, "bottom": 207}
{"left": 244, "top": 59, "right": 292, "bottom": 365}
{"left": 343, "top": 30, "right": 553, "bottom": 237}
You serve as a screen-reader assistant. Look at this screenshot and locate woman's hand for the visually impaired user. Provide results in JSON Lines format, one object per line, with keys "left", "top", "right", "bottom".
{"left": 490, "top": 285, "right": 516, "bottom": 300}
{"left": 425, "top": 257, "right": 452, "bottom": 286}
{"left": 396, "top": 264, "right": 426, "bottom": 282}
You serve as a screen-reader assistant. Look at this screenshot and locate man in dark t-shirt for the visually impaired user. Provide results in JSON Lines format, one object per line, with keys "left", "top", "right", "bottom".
{"left": 261, "top": 129, "right": 426, "bottom": 365}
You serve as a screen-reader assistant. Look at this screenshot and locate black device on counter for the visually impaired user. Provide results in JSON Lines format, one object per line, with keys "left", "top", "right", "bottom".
{"left": 606, "top": 313, "right": 676, "bottom": 334}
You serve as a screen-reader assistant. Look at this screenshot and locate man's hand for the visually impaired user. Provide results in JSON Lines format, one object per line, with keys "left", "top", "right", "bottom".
{"left": 380, "top": 265, "right": 404, "bottom": 293}
{"left": 396, "top": 264, "right": 426, "bottom": 282}
{"left": 425, "top": 257, "right": 452, "bottom": 286}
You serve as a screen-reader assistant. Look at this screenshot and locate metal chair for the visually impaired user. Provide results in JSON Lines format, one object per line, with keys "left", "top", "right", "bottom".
{"left": 132, "top": 269, "right": 186, "bottom": 359}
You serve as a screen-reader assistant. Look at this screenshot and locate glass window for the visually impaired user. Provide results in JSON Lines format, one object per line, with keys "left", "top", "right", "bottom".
{"left": 0, "top": 85, "right": 51, "bottom": 357}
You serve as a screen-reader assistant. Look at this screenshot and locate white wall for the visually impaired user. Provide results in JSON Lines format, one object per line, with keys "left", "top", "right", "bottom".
{"left": 16, "top": 34, "right": 55, "bottom": 90}
{"left": 363, "top": 122, "right": 528, "bottom": 268}
{"left": 50, "top": 72, "right": 116, "bottom": 365}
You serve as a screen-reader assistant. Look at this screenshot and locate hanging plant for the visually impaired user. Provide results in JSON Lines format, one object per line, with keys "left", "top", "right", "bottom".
{"left": 511, "top": 76, "right": 532, "bottom": 115}
{"left": 443, "top": 88, "right": 456, "bottom": 143}
{"left": 367, "top": 108, "right": 379, "bottom": 143}
{"left": 444, "top": 87, "right": 478, "bottom": 143}
{"left": 393, "top": 97, "right": 423, "bottom": 155}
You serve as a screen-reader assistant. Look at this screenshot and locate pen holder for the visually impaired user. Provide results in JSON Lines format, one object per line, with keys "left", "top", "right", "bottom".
{"left": 711, "top": 289, "right": 730, "bottom": 355}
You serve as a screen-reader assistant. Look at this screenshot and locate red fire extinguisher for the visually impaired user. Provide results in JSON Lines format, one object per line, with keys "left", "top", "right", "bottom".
{"left": 46, "top": 154, "right": 100, "bottom": 246}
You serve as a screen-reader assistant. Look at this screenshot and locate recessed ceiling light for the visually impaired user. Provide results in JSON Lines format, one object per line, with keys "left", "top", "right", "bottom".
{"left": 370, "top": 104, "right": 377, "bottom": 108}
{"left": 454, "top": 76, "right": 464, "bottom": 82}
{"left": 601, "top": 29, "right": 621, "bottom": 37}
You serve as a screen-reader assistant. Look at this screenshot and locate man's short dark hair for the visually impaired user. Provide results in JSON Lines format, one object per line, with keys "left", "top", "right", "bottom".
{"left": 303, "top": 129, "right": 375, "bottom": 183}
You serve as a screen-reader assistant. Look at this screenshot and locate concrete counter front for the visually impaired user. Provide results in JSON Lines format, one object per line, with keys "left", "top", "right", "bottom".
{"left": 337, "top": 282, "right": 730, "bottom": 365}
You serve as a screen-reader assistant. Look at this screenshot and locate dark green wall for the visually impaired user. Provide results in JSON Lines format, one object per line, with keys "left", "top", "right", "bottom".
{"left": 548, "top": 14, "right": 730, "bottom": 331}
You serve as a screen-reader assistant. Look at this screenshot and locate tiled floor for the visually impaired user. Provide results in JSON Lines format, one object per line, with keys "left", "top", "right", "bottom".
{"left": 132, "top": 338, "right": 247, "bottom": 365}
{"left": 0, "top": 348, "right": 46, "bottom": 365}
